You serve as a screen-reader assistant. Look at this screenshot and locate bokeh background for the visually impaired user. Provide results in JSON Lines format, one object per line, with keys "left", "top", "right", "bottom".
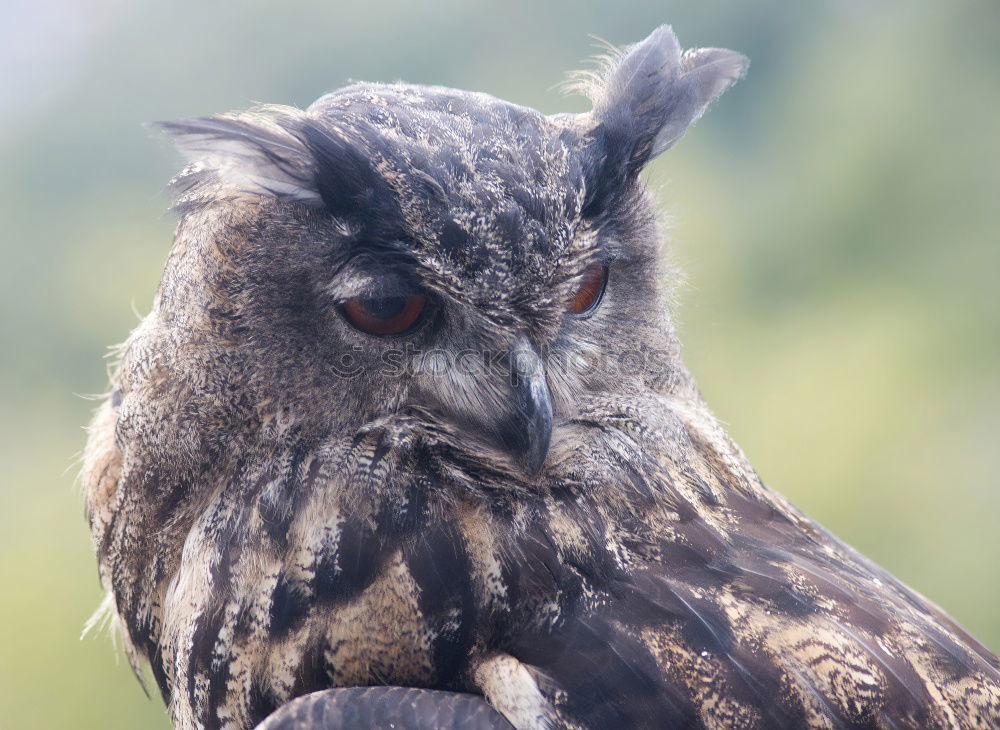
{"left": 1, "top": 0, "right": 997, "bottom": 727}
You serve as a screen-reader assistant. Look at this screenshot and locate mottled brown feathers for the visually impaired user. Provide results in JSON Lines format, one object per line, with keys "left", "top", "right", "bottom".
{"left": 82, "top": 24, "right": 1000, "bottom": 730}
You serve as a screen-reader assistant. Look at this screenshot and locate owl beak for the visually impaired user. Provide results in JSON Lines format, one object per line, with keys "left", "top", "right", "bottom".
{"left": 497, "top": 339, "right": 553, "bottom": 477}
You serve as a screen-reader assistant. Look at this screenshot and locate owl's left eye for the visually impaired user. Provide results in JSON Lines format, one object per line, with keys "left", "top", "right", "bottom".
{"left": 566, "top": 262, "right": 608, "bottom": 317}
{"left": 340, "top": 294, "right": 428, "bottom": 336}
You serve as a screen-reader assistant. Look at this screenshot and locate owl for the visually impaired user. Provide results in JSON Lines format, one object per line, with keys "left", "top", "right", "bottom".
{"left": 81, "top": 25, "right": 1000, "bottom": 730}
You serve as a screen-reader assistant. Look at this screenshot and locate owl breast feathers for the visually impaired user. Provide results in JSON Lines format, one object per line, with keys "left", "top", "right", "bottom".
{"left": 81, "top": 25, "right": 1000, "bottom": 730}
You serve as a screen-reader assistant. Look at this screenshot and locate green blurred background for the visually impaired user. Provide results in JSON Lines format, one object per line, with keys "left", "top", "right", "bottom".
{"left": 1, "top": 1, "right": 997, "bottom": 727}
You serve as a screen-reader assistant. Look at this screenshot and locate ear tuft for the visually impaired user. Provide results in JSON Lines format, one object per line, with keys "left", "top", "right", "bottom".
{"left": 578, "top": 25, "right": 747, "bottom": 178}
{"left": 653, "top": 46, "right": 749, "bottom": 155}
{"left": 155, "top": 105, "right": 323, "bottom": 206}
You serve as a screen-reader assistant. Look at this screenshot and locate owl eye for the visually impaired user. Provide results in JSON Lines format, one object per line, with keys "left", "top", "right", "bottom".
{"left": 566, "top": 262, "right": 608, "bottom": 316}
{"left": 340, "top": 294, "right": 428, "bottom": 336}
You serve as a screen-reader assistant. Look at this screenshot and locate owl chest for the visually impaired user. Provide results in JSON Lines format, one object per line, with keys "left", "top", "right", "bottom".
{"left": 308, "top": 549, "right": 444, "bottom": 688}
{"left": 163, "top": 491, "right": 619, "bottom": 730}
{"left": 260, "top": 518, "right": 488, "bottom": 695}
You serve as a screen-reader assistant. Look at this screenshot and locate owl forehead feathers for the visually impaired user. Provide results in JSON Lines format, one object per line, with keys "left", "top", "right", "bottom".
{"left": 314, "top": 84, "right": 591, "bottom": 284}
{"left": 160, "top": 25, "right": 747, "bottom": 293}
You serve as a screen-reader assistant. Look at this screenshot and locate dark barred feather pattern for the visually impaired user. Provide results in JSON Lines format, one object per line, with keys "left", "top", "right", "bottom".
{"left": 81, "top": 25, "right": 1000, "bottom": 730}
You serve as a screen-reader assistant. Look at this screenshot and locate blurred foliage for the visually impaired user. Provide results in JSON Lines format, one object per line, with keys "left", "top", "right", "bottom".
{"left": 0, "top": 0, "right": 997, "bottom": 728}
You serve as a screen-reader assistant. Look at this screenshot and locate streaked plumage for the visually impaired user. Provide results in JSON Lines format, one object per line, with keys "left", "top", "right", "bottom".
{"left": 81, "top": 25, "right": 1000, "bottom": 730}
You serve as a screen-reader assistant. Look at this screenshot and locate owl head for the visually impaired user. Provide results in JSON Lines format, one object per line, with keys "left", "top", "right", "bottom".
{"left": 145, "top": 26, "right": 746, "bottom": 481}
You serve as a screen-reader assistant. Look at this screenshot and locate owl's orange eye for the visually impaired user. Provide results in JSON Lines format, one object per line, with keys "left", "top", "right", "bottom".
{"left": 340, "top": 294, "right": 428, "bottom": 336}
{"left": 566, "top": 262, "right": 608, "bottom": 316}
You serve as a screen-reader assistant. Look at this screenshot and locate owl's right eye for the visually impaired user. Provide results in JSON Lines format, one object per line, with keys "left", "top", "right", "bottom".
{"left": 566, "top": 262, "right": 608, "bottom": 317}
{"left": 339, "top": 294, "right": 428, "bottom": 336}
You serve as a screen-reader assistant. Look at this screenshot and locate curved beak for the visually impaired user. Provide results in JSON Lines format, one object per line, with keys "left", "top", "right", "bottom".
{"left": 496, "top": 338, "right": 553, "bottom": 477}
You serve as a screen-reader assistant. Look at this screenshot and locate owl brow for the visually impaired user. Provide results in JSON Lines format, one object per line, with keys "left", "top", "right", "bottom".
{"left": 553, "top": 228, "right": 607, "bottom": 282}
{"left": 596, "top": 233, "right": 625, "bottom": 262}
{"left": 326, "top": 251, "right": 429, "bottom": 302}
{"left": 326, "top": 270, "right": 425, "bottom": 303}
